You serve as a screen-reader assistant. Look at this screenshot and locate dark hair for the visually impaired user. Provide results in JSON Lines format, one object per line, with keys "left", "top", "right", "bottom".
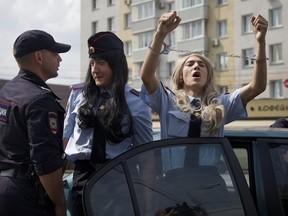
{"left": 78, "top": 49, "right": 133, "bottom": 143}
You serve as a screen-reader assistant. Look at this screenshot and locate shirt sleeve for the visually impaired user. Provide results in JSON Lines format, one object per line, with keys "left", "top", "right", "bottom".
{"left": 26, "top": 95, "right": 65, "bottom": 176}
{"left": 63, "top": 89, "right": 79, "bottom": 138}
{"left": 131, "top": 99, "right": 153, "bottom": 146}
{"left": 220, "top": 89, "right": 248, "bottom": 124}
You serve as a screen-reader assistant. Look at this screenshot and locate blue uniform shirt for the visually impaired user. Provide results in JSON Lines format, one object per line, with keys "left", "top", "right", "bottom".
{"left": 64, "top": 84, "right": 153, "bottom": 161}
{"left": 140, "top": 82, "right": 247, "bottom": 171}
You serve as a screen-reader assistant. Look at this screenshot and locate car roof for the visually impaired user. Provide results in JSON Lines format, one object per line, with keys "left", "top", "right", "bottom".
{"left": 224, "top": 127, "right": 288, "bottom": 138}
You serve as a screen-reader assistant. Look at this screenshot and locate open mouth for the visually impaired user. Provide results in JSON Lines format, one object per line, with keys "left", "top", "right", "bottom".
{"left": 192, "top": 71, "right": 201, "bottom": 78}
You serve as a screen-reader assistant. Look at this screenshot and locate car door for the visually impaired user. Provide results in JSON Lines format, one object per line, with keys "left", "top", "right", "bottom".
{"left": 226, "top": 129, "right": 288, "bottom": 216}
{"left": 82, "top": 137, "right": 258, "bottom": 216}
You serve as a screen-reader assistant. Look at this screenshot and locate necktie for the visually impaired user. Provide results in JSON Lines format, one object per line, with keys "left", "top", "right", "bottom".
{"left": 90, "top": 92, "right": 110, "bottom": 166}
{"left": 188, "top": 98, "right": 202, "bottom": 137}
{"left": 185, "top": 99, "right": 202, "bottom": 167}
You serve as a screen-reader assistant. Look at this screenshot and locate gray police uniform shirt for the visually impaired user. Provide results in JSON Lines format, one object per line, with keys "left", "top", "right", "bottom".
{"left": 140, "top": 82, "right": 247, "bottom": 171}
{"left": 64, "top": 85, "right": 153, "bottom": 161}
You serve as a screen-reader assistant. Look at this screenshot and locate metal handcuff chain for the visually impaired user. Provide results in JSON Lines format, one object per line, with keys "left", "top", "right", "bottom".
{"left": 158, "top": 42, "right": 269, "bottom": 61}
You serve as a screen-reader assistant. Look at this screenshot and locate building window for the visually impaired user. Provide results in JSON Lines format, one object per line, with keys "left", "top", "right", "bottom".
{"left": 242, "top": 14, "right": 253, "bottom": 33}
{"left": 92, "top": 21, "right": 98, "bottom": 34}
{"left": 107, "top": 17, "right": 115, "bottom": 32}
{"left": 138, "top": 2, "right": 154, "bottom": 20}
{"left": 124, "top": 13, "right": 131, "bottom": 29}
{"left": 218, "top": 54, "right": 228, "bottom": 70}
{"left": 134, "top": 62, "right": 143, "bottom": 78}
{"left": 168, "top": 61, "right": 175, "bottom": 77}
{"left": 182, "top": 20, "right": 204, "bottom": 39}
{"left": 217, "top": 20, "right": 227, "bottom": 38}
{"left": 217, "top": 0, "right": 227, "bottom": 5}
{"left": 138, "top": 31, "right": 154, "bottom": 48}
{"left": 124, "top": 41, "right": 132, "bottom": 56}
{"left": 92, "top": 0, "right": 98, "bottom": 10}
{"left": 270, "top": 80, "right": 283, "bottom": 98}
{"left": 167, "top": 1, "right": 175, "bottom": 12}
{"left": 168, "top": 32, "right": 175, "bottom": 46}
{"left": 270, "top": 43, "right": 282, "bottom": 63}
{"left": 107, "top": 0, "right": 115, "bottom": 6}
{"left": 270, "top": 8, "right": 282, "bottom": 28}
{"left": 242, "top": 48, "right": 254, "bottom": 67}
{"left": 182, "top": 0, "right": 203, "bottom": 8}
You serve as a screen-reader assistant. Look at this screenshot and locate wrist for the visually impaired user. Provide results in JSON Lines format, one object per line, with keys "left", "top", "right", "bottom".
{"left": 255, "top": 57, "right": 268, "bottom": 64}
{"left": 154, "top": 30, "right": 167, "bottom": 39}
{"left": 148, "top": 42, "right": 170, "bottom": 56}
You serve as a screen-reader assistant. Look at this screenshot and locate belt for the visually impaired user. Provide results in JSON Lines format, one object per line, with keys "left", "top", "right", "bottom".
{"left": 0, "top": 168, "right": 31, "bottom": 179}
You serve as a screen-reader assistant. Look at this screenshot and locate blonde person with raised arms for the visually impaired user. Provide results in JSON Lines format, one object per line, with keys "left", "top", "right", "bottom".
{"left": 140, "top": 11, "right": 268, "bottom": 171}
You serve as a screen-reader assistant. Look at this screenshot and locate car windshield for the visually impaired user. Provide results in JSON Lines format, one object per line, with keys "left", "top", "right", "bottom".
{"left": 83, "top": 139, "right": 249, "bottom": 216}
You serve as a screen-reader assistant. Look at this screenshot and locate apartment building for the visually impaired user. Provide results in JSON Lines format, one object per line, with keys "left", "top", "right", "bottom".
{"left": 81, "top": 0, "right": 288, "bottom": 99}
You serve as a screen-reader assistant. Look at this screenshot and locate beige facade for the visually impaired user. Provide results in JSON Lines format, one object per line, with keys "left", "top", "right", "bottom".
{"left": 81, "top": 0, "right": 288, "bottom": 98}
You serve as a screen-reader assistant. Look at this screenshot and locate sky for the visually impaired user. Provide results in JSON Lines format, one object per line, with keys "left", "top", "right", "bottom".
{"left": 0, "top": 0, "right": 81, "bottom": 85}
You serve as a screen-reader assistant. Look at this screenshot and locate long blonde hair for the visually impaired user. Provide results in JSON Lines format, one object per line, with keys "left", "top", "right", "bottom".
{"left": 171, "top": 54, "right": 224, "bottom": 136}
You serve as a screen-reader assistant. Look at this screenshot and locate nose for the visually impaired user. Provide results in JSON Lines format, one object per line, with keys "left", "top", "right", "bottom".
{"left": 193, "top": 62, "right": 200, "bottom": 69}
{"left": 91, "top": 63, "right": 98, "bottom": 73}
{"left": 58, "top": 54, "right": 62, "bottom": 62}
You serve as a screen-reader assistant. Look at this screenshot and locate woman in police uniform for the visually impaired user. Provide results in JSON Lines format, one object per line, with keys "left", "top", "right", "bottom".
{"left": 140, "top": 11, "right": 268, "bottom": 171}
{"left": 63, "top": 32, "right": 153, "bottom": 216}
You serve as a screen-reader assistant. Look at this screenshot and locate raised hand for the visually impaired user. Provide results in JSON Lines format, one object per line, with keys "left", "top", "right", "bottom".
{"left": 156, "top": 11, "right": 181, "bottom": 37}
{"left": 251, "top": 14, "right": 268, "bottom": 43}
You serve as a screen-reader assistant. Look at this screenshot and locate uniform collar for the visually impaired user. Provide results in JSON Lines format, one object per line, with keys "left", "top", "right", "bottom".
{"left": 19, "top": 69, "right": 49, "bottom": 88}
{"left": 99, "top": 88, "right": 112, "bottom": 97}
{"left": 188, "top": 95, "right": 200, "bottom": 103}
{"left": 18, "top": 69, "right": 60, "bottom": 99}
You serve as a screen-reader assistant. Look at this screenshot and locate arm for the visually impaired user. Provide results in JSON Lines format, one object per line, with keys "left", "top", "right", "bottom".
{"left": 63, "top": 90, "right": 78, "bottom": 148}
{"left": 63, "top": 137, "right": 69, "bottom": 150}
{"left": 39, "top": 167, "right": 67, "bottom": 216}
{"left": 140, "top": 11, "right": 181, "bottom": 94}
{"left": 240, "top": 14, "right": 268, "bottom": 105}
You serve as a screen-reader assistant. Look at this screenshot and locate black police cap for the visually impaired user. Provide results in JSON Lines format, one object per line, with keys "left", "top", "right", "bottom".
{"left": 87, "top": 31, "right": 123, "bottom": 57}
{"left": 13, "top": 29, "right": 71, "bottom": 58}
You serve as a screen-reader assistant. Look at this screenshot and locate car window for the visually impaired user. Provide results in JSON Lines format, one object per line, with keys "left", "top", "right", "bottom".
{"left": 83, "top": 139, "right": 254, "bottom": 216}
{"left": 233, "top": 148, "right": 249, "bottom": 186}
{"left": 270, "top": 144, "right": 288, "bottom": 215}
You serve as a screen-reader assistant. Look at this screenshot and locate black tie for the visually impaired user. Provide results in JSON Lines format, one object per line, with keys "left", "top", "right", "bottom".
{"left": 185, "top": 99, "right": 202, "bottom": 167}
{"left": 188, "top": 98, "right": 202, "bottom": 137}
{"left": 90, "top": 92, "right": 110, "bottom": 166}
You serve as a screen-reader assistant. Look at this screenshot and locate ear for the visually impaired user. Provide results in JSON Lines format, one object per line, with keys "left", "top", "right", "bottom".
{"left": 34, "top": 51, "right": 43, "bottom": 63}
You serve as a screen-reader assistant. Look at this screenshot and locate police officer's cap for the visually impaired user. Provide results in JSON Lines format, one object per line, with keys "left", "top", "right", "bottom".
{"left": 13, "top": 29, "right": 71, "bottom": 58}
{"left": 87, "top": 31, "right": 123, "bottom": 58}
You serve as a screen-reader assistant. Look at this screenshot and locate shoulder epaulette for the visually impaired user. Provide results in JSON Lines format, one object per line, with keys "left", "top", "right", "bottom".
{"left": 130, "top": 88, "right": 140, "bottom": 97}
{"left": 39, "top": 86, "right": 51, "bottom": 93}
{"left": 163, "top": 84, "right": 175, "bottom": 96}
{"left": 70, "top": 83, "right": 85, "bottom": 90}
{"left": 164, "top": 85, "right": 173, "bottom": 92}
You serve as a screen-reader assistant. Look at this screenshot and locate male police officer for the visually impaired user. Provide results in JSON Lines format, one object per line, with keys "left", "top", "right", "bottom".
{"left": 0, "top": 30, "right": 71, "bottom": 216}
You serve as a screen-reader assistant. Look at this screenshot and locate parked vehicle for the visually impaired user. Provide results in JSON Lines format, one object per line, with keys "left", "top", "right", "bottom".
{"left": 63, "top": 127, "right": 288, "bottom": 216}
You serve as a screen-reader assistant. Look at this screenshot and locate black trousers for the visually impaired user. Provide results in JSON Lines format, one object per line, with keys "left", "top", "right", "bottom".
{"left": 71, "top": 160, "right": 107, "bottom": 216}
{"left": 0, "top": 177, "right": 54, "bottom": 216}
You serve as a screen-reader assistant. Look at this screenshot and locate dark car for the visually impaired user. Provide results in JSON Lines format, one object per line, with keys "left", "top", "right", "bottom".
{"left": 63, "top": 127, "right": 288, "bottom": 216}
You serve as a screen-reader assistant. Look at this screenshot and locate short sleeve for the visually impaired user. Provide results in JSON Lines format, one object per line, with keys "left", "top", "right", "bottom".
{"left": 26, "top": 95, "right": 65, "bottom": 175}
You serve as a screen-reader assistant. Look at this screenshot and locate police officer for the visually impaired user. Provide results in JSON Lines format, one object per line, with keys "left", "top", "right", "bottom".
{"left": 270, "top": 117, "right": 288, "bottom": 128}
{"left": 0, "top": 30, "right": 71, "bottom": 216}
{"left": 63, "top": 31, "right": 153, "bottom": 216}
